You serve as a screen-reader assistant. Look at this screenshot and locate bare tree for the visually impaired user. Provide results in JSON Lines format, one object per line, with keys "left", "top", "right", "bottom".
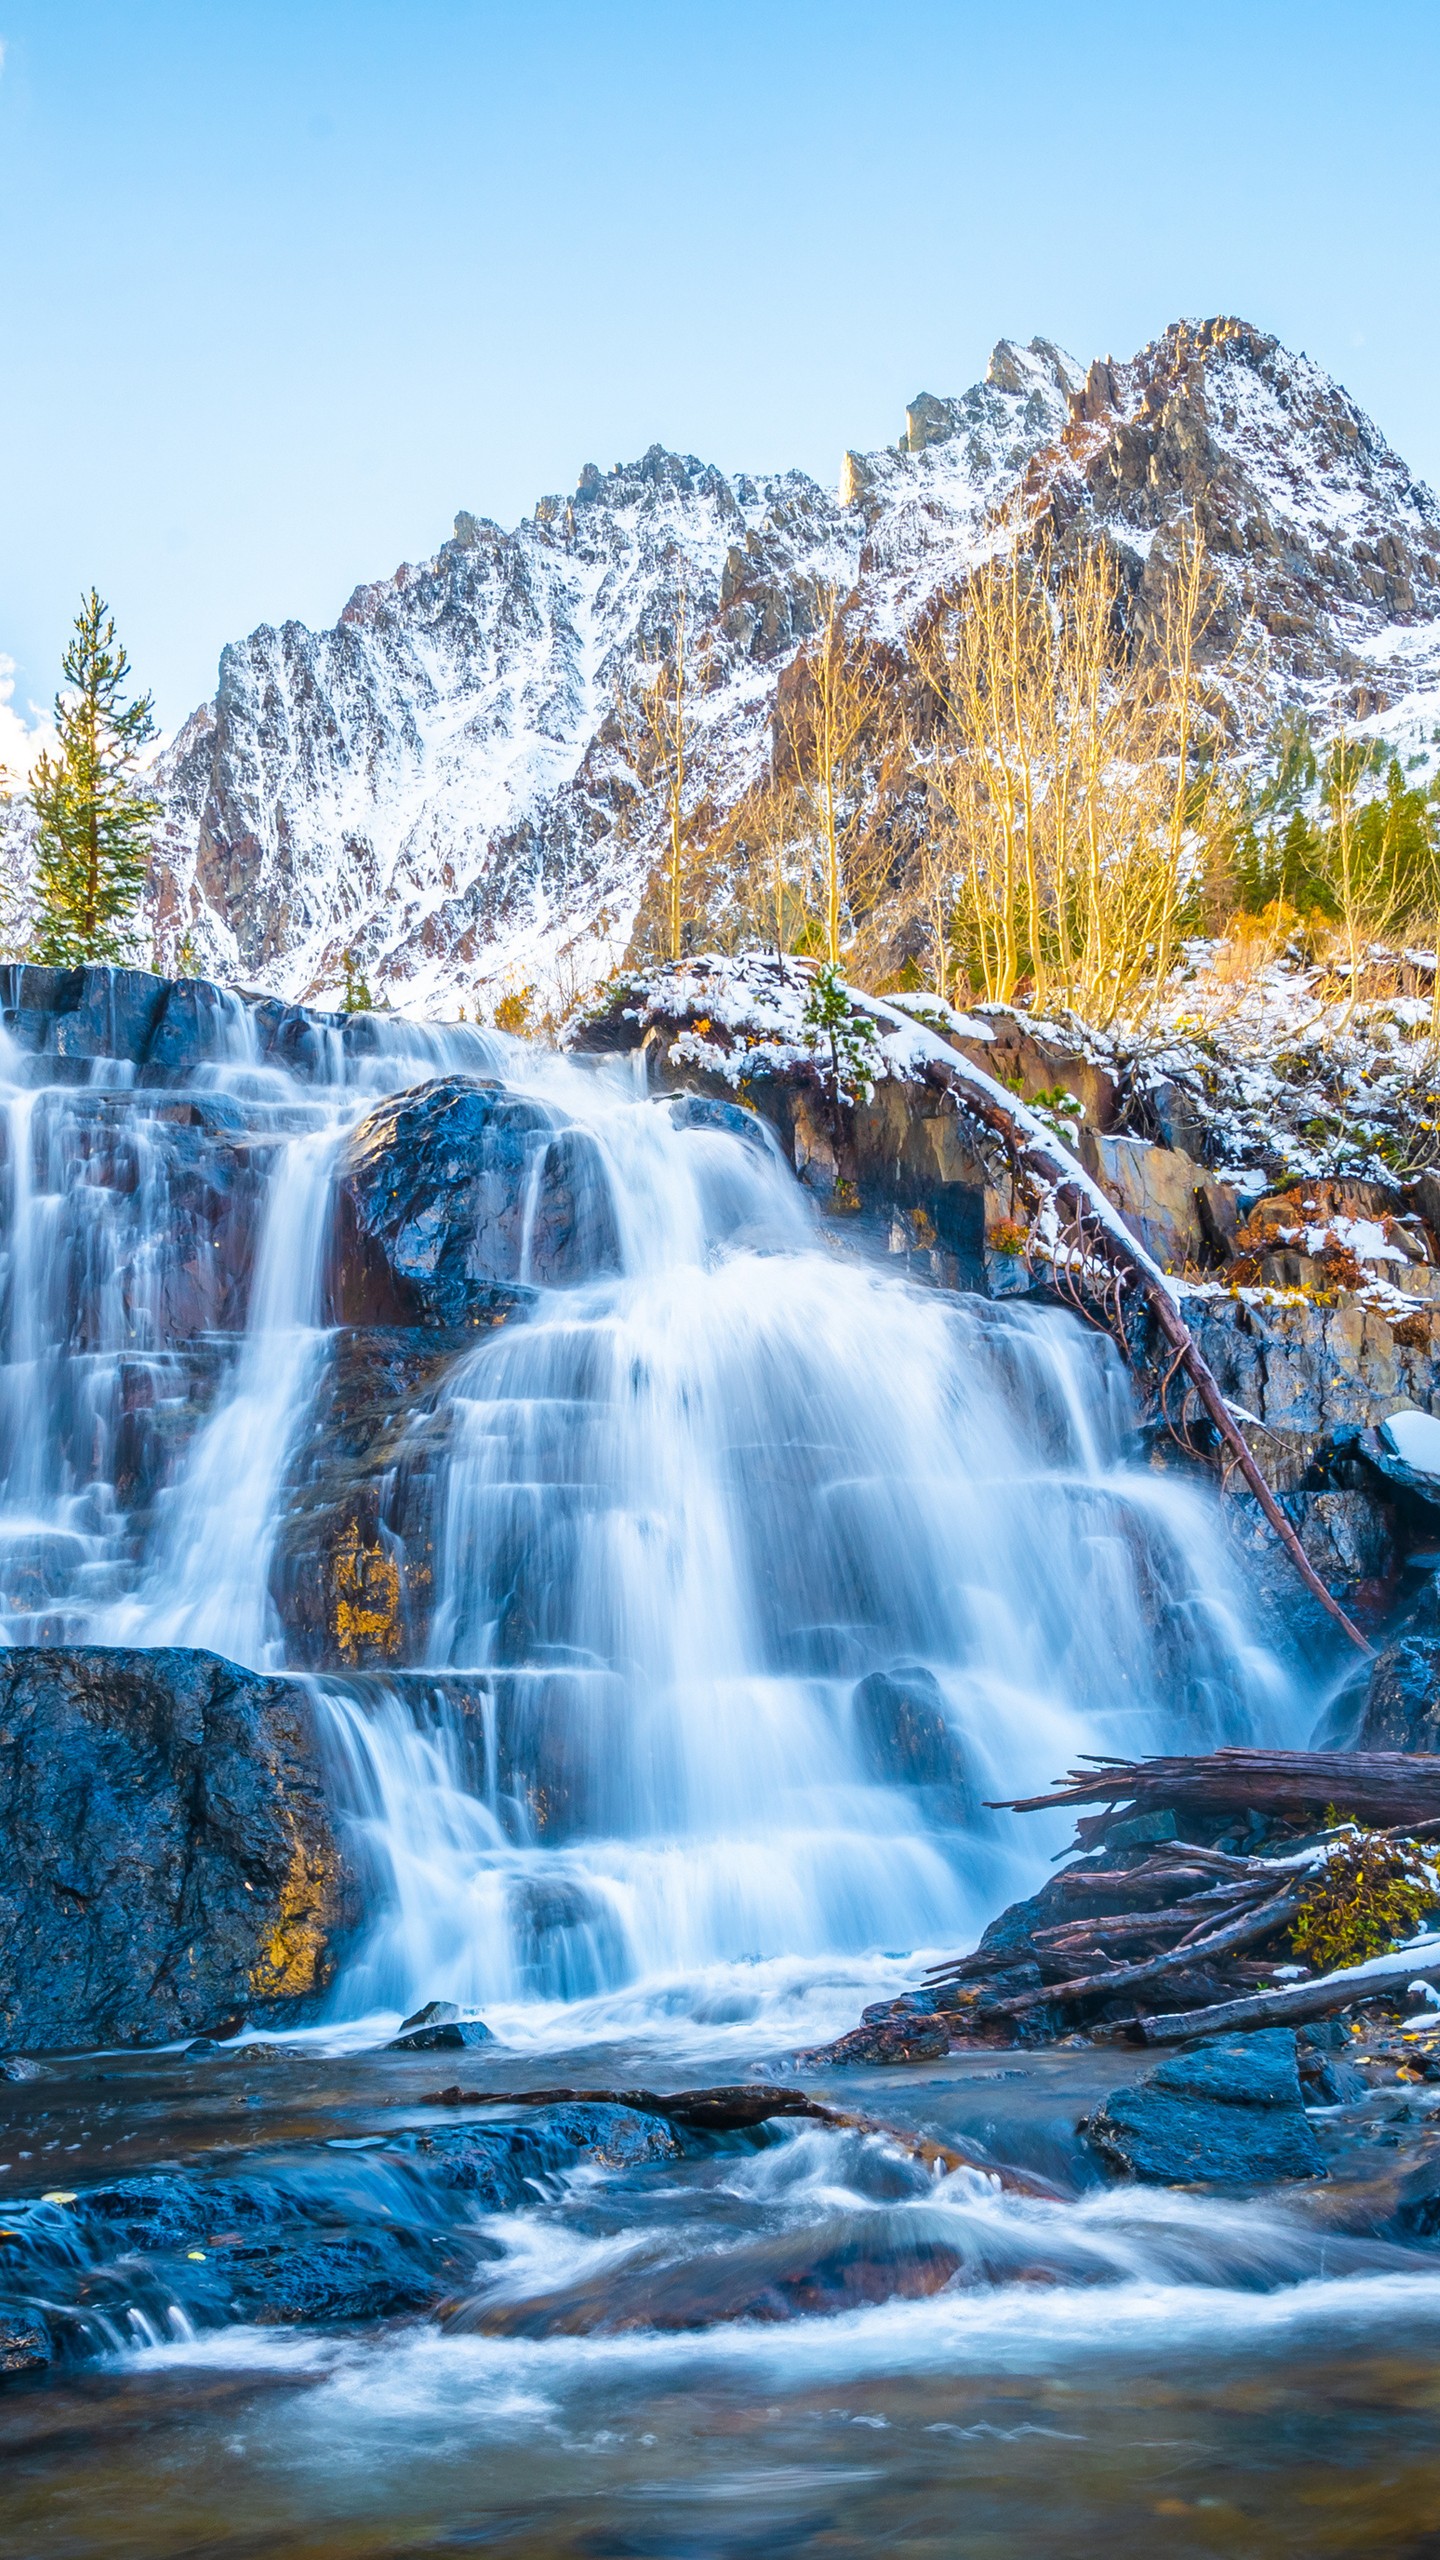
{"left": 779, "top": 583, "right": 885, "bottom": 965}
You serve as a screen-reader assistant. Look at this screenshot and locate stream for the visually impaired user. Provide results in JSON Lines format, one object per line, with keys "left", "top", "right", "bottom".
{"left": 2, "top": 982, "right": 1438, "bottom": 2556}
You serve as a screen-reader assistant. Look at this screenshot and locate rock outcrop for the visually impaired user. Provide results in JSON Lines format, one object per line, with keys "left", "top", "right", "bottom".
{"left": 1358, "top": 1637, "right": 1440, "bottom": 1752}
{"left": 329, "top": 1076, "right": 618, "bottom": 1326}
{"left": 0, "top": 1648, "right": 355, "bottom": 2052}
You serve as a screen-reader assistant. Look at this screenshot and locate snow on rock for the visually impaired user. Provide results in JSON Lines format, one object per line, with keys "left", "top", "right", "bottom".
{"left": 18, "top": 313, "right": 1429, "bottom": 1021}
{"left": 1380, "top": 1409, "right": 1440, "bottom": 1478}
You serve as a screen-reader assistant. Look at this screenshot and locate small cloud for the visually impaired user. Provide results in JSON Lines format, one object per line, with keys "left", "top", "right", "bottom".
{"left": 0, "top": 656, "right": 56, "bottom": 786}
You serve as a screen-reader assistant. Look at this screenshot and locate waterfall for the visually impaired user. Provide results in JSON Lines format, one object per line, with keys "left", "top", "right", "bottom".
{"left": 0, "top": 984, "right": 1308, "bottom": 2046}
{"left": 309, "top": 1052, "right": 1304, "bottom": 2043}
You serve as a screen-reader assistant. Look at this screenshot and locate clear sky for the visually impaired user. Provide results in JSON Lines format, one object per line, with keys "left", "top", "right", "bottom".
{"left": 2, "top": 0, "right": 1438, "bottom": 744}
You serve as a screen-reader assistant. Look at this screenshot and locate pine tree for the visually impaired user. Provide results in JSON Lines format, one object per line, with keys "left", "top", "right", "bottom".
{"left": 29, "top": 591, "right": 160, "bottom": 964}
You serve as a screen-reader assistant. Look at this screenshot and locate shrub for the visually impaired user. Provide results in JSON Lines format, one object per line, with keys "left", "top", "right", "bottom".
{"left": 1290, "top": 1828, "right": 1438, "bottom": 1973}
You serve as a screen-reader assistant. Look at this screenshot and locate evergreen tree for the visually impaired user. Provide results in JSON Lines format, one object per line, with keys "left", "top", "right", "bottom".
{"left": 802, "top": 962, "right": 878, "bottom": 1102}
{"left": 29, "top": 591, "right": 159, "bottom": 964}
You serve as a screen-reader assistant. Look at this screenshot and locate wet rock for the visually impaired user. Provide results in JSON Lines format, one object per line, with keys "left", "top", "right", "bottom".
{"left": 850, "top": 1665, "right": 967, "bottom": 1792}
{"left": 269, "top": 1328, "right": 464, "bottom": 1668}
{"left": 0, "top": 2059, "right": 44, "bottom": 2083}
{"left": 1357, "top": 1636, "right": 1440, "bottom": 1752}
{"left": 471, "top": 2217, "right": 966, "bottom": 2336}
{"left": 666, "top": 1094, "right": 770, "bottom": 1153}
{"left": 0, "top": 1647, "right": 356, "bottom": 2052}
{"left": 400, "top": 2000, "right": 462, "bottom": 2031}
{"left": 330, "top": 1076, "right": 617, "bottom": 1326}
{"left": 0, "top": 964, "right": 169, "bottom": 1076}
{"left": 388, "top": 2019, "right": 495, "bottom": 2052}
{"left": 798, "top": 2013, "right": 953, "bottom": 2066}
{"left": 399, "top": 2103, "right": 679, "bottom": 2200}
{"left": 1082, "top": 2029, "right": 1325, "bottom": 2185}
{"left": 0, "top": 2302, "right": 52, "bottom": 2376}
{"left": 219, "top": 2231, "right": 439, "bottom": 2326}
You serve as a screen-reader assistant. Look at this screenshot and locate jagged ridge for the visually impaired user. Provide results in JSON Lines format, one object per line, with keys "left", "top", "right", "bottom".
{"left": 122, "top": 321, "right": 1440, "bottom": 1010}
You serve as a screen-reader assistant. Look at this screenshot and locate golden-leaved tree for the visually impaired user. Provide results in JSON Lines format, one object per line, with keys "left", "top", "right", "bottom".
{"left": 907, "top": 515, "right": 1241, "bottom": 1022}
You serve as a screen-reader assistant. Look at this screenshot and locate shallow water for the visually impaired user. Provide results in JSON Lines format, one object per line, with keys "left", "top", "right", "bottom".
{"left": 5, "top": 2042, "right": 1440, "bottom": 2558}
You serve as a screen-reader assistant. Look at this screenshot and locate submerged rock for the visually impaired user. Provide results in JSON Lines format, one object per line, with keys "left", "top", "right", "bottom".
{"left": 0, "top": 2100, "right": 686, "bottom": 2373}
{"left": 0, "top": 2303, "right": 52, "bottom": 2376}
{"left": 0, "top": 1647, "right": 355, "bottom": 2052}
{"left": 1081, "top": 2030, "right": 1325, "bottom": 2186}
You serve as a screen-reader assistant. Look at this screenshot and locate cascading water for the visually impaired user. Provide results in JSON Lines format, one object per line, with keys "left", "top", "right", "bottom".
{"left": 0, "top": 984, "right": 1306, "bottom": 2048}
{"left": 312, "top": 1050, "right": 1304, "bottom": 2046}
{"left": 14, "top": 973, "right": 1440, "bottom": 2560}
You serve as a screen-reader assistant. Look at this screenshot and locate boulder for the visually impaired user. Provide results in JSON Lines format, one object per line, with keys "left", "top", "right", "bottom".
{"left": 1358, "top": 1637, "right": 1440, "bottom": 1752}
{"left": 329, "top": 1076, "right": 618, "bottom": 1325}
{"left": 1082, "top": 2029, "right": 1325, "bottom": 2185}
{"left": 387, "top": 2019, "right": 495, "bottom": 2052}
{"left": 850, "top": 1665, "right": 967, "bottom": 1791}
{"left": 0, "top": 1648, "right": 356, "bottom": 2052}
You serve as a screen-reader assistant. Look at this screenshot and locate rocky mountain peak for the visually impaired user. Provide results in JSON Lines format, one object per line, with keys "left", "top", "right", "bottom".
{"left": 32, "top": 316, "right": 1440, "bottom": 1017}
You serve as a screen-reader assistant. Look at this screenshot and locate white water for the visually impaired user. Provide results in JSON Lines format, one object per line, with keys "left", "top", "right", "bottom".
{"left": 0, "top": 991, "right": 1309, "bottom": 2049}
{"left": 308, "top": 1051, "right": 1302, "bottom": 2045}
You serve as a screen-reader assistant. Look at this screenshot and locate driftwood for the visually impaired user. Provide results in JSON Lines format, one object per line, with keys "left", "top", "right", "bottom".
{"left": 419, "top": 2081, "right": 819, "bottom": 2132}
{"left": 955, "top": 1883, "right": 1309, "bottom": 2020}
{"left": 417, "top": 2080, "right": 1060, "bottom": 2196}
{"left": 996, "top": 1749, "right": 1440, "bottom": 1834}
{"left": 863, "top": 995, "right": 1373, "bottom": 1657}
{"left": 1139, "top": 1945, "right": 1440, "bottom": 2045}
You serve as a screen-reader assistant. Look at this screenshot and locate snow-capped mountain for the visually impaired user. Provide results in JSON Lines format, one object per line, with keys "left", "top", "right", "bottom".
{"left": 135, "top": 318, "right": 1440, "bottom": 1011}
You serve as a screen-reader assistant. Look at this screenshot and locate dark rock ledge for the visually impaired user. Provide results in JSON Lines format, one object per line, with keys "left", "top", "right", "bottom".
{"left": 0, "top": 1648, "right": 355, "bottom": 2054}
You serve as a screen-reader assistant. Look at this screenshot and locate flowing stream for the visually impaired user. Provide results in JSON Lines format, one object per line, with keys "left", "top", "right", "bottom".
{"left": 6, "top": 984, "right": 1436, "bottom": 2559}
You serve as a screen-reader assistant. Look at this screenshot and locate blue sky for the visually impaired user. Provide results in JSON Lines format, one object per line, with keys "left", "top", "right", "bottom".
{"left": 2, "top": 0, "right": 1438, "bottom": 739}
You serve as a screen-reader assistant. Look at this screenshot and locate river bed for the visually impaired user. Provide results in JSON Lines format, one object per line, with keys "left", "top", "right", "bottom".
{"left": 6, "top": 2036, "right": 1440, "bottom": 2558}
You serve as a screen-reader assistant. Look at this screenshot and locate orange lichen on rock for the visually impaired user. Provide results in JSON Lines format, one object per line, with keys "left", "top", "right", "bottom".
{"left": 332, "top": 1521, "right": 402, "bottom": 1664}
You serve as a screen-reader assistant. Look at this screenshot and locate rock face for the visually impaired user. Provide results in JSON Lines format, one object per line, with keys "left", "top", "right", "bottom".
{"left": 1358, "top": 1638, "right": 1440, "bottom": 1752}
{"left": 329, "top": 1076, "right": 619, "bottom": 1326}
{"left": 269, "top": 1328, "right": 463, "bottom": 1669}
{"left": 72, "top": 319, "right": 1439, "bottom": 1015}
{"left": 0, "top": 1649, "right": 355, "bottom": 2052}
{"left": 1082, "top": 2030, "right": 1325, "bottom": 2185}
{"left": 0, "top": 960, "right": 351, "bottom": 1086}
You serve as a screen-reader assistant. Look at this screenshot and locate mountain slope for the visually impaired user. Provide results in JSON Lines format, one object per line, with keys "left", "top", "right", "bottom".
{"left": 133, "top": 318, "right": 1440, "bottom": 1012}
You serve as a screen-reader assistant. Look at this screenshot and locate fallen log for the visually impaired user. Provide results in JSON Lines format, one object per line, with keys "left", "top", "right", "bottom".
{"left": 1139, "top": 1943, "right": 1440, "bottom": 2045}
{"left": 416, "top": 2079, "right": 1061, "bottom": 2196}
{"left": 995, "top": 1750, "right": 1440, "bottom": 1834}
{"left": 860, "top": 992, "right": 1373, "bottom": 1657}
{"left": 418, "top": 2082, "right": 820, "bottom": 2132}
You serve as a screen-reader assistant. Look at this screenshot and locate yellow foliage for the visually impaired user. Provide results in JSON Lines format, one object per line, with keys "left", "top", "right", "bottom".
{"left": 1290, "top": 1829, "right": 1437, "bottom": 1973}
